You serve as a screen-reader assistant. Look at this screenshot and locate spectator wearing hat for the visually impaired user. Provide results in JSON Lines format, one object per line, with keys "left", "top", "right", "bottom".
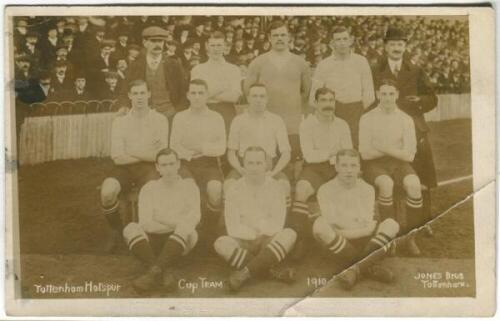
{"left": 14, "top": 18, "right": 29, "bottom": 50}
{"left": 39, "top": 23, "right": 60, "bottom": 68}
{"left": 124, "top": 26, "right": 187, "bottom": 118}
{"left": 165, "top": 40, "right": 180, "bottom": 60}
{"left": 98, "top": 71, "right": 122, "bottom": 101}
{"left": 61, "top": 29, "right": 80, "bottom": 66}
{"left": 15, "top": 54, "right": 37, "bottom": 101}
{"left": 180, "top": 41, "right": 194, "bottom": 72}
{"left": 309, "top": 26, "right": 375, "bottom": 149}
{"left": 115, "top": 30, "right": 130, "bottom": 59}
{"left": 23, "top": 70, "right": 56, "bottom": 104}
{"left": 51, "top": 60, "right": 73, "bottom": 98}
{"left": 21, "top": 31, "right": 42, "bottom": 70}
{"left": 371, "top": 26, "right": 438, "bottom": 256}
{"left": 87, "top": 39, "right": 117, "bottom": 92}
{"left": 86, "top": 26, "right": 107, "bottom": 61}
{"left": 191, "top": 31, "right": 242, "bottom": 132}
{"left": 73, "top": 17, "right": 94, "bottom": 58}
{"left": 126, "top": 44, "right": 141, "bottom": 65}
{"left": 229, "top": 38, "right": 246, "bottom": 59}
{"left": 116, "top": 58, "right": 128, "bottom": 86}
{"left": 64, "top": 70, "right": 91, "bottom": 102}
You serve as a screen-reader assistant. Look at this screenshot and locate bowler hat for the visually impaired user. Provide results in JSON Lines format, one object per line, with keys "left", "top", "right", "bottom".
{"left": 384, "top": 27, "right": 407, "bottom": 42}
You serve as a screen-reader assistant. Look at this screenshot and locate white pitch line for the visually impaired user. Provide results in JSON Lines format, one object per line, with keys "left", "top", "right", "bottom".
{"left": 437, "top": 175, "right": 473, "bottom": 187}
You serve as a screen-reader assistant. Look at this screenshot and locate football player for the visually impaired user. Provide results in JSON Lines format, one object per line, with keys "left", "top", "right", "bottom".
{"left": 359, "top": 79, "right": 423, "bottom": 255}
{"left": 314, "top": 149, "right": 400, "bottom": 289}
{"left": 100, "top": 80, "right": 168, "bottom": 252}
{"left": 214, "top": 146, "right": 297, "bottom": 292}
{"left": 290, "top": 87, "right": 352, "bottom": 259}
{"left": 123, "top": 148, "right": 200, "bottom": 293}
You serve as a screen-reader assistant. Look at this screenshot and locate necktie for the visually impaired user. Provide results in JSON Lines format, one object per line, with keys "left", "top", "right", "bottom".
{"left": 393, "top": 64, "right": 400, "bottom": 78}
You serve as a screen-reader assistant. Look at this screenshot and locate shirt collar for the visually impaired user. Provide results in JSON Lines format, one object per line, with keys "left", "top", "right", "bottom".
{"left": 388, "top": 58, "right": 402, "bottom": 73}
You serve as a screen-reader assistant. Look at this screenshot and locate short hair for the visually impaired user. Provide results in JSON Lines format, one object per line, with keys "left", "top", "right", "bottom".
{"left": 314, "top": 87, "right": 335, "bottom": 101}
{"left": 243, "top": 146, "right": 267, "bottom": 161}
{"left": 208, "top": 31, "right": 225, "bottom": 42}
{"left": 377, "top": 78, "right": 399, "bottom": 91}
{"left": 248, "top": 83, "right": 267, "bottom": 94}
{"left": 267, "top": 20, "right": 288, "bottom": 34}
{"left": 155, "top": 148, "right": 179, "bottom": 163}
{"left": 128, "top": 79, "right": 149, "bottom": 93}
{"left": 335, "top": 149, "right": 361, "bottom": 163}
{"left": 331, "top": 26, "right": 350, "bottom": 37}
{"left": 189, "top": 78, "right": 209, "bottom": 91}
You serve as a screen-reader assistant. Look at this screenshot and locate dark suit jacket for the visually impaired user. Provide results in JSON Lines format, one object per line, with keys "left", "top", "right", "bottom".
{"left": 371, "top": 57, "right": 438, "bottom": 134}
{"left": 123, "top": 54, "right": 187, "bottom": 111}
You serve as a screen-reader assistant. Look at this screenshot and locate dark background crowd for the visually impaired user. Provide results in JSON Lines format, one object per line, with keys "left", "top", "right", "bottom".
{"left": 13, "top": 15, "right": 470, "bottom": 107}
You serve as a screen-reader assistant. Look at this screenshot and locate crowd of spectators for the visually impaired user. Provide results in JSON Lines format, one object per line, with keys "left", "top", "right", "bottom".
{"left": 13, "top": 14, "right": 470, "bottom": 106}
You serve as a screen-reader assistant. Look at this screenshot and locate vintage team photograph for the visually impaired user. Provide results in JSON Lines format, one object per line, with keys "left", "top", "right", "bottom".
{"left": 4, "top": 5, "right": 494, "bottom": 316}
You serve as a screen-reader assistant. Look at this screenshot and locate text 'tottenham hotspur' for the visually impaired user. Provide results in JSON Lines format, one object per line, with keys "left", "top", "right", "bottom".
{"left": 33, "top": 281, "right": 121, "bottom": 296}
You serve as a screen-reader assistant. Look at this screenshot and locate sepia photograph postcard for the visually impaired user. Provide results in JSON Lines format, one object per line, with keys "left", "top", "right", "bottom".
{"left": 3, "top": 4, "right": 496, "bottom": 317}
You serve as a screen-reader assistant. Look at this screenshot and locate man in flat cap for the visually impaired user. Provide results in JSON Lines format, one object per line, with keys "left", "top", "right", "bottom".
{"left": 123, "top": 26, "right": 187, "bottom": 119}
{"left": 371, "top": 26, "right": 438, "bottom": 256}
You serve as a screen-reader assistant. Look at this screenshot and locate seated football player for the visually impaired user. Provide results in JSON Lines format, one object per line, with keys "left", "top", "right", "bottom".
{"left": 100, "top": 80, "right": 169, "bottom": 252}
{"left": 225, "top": 83, "right": 291, "bottom": 202}
{"left": 123, "top": 148, "right": 200, "bottom": 293}
{"left": 359, "top": 79, "right": 423, "bottom": 256}
{"left": 290, "top": 87, "right": 352, "bottom": 259}
{"left": 313, "top": 149, "right": 400, "bottom": 290}
{"left": 214, "top": 146, "right": 297, "bottom": 292}
{"left": 170, "top": 79, "right": 226, "bottom": 241}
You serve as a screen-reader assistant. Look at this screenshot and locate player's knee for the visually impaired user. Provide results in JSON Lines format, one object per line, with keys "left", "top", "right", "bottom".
{"left": 183, "top": 230, "right": 199, "bottom": 255}
{"left": 274, "top": 228, "right": 297, "bottom": 252}
{"left": 175, "top": 225, "right": 196, "bottom": 240}
{"left": 213, "top": 235, "right": 238, "bottom": 260}
{"left": 375, "top": 175, "right": 394, "bottom": 196}
{"left": 101, "top": 178, "right": 121, "bottom": 207}
{"left": 403, "top": 175, "right": 422, "bottom": 198}
{"left": 312, "top": 216, "right": 333, "bottom": 245}
{"left": 122, "top": 222, "right": 147, "bottom": 248}
{"left": 377, "top": 218, "right": 400, "bottom": 238}
{"left": 295, "top": 180, "right": 314, "bottom": 202}
{"left": 207, "top": 180, "right": 222, "bottom": 206}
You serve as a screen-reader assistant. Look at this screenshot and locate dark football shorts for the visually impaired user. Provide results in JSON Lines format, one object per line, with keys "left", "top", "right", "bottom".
{"left": 298, "top": 161, "right": 337, "bottom": 191}
{"left": 111, "top": 161, "right": 159, "bottom": 194}
{"left": 180, "top": 156, "right": 223, "bottom": 193}
{"left": 363, "top": 156, "right": 416, "bottom": 186}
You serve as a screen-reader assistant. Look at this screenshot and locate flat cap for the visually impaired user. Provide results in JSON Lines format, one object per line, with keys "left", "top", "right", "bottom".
{"left": 384, "top": 27, "right": 407, "bottom": 42}
{"left": 142, "top": 26, "right": 169, "bottom": 39}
